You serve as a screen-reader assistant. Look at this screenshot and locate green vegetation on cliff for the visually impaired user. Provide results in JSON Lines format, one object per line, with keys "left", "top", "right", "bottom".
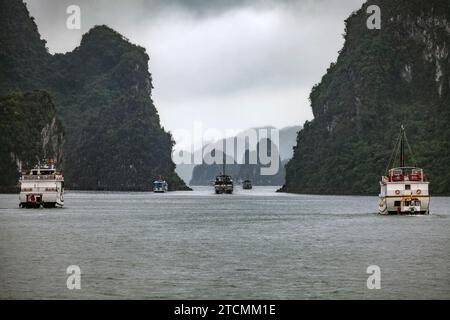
{"left": 283, "top": 0, "right": 450, "bottom": 195}
{"left": 0, "top": 0, "right": 50, "bottom": 95}
{"left": 0, "top": 0, "right": 189, "bottom": 191}
{"left": 0, "top": 91, "right": 64, "bottom": 193}
{"left": 50, "top": 26, "right": 186, "bottom": 190}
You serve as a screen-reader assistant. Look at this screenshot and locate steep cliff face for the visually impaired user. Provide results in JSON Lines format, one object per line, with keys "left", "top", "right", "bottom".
{"left": 283, "top": 0, "right": 450, "bottom": 195}
{"left": 0, "top": 91, "right": 64, "bottom": 192}
{"left": 0, "top": 0, "right": 189, "bottom": 191}
{"left": 49, "top": 26, "right": 187, "bottom": 190}
{"left": 0, "top": 0, "right": 50, "bottom": 96}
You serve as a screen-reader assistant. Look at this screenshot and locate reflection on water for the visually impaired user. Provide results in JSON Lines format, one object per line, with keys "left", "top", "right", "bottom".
{"left": 0, "top": 186, "right": 449, "bottom": 299}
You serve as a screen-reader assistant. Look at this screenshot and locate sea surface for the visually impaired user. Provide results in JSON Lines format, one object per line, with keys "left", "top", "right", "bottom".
{"left": 0, "top": 186, "right": 449, "bottom": 299}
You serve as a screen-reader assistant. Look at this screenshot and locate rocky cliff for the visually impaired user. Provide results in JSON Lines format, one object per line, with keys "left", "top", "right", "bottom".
{"left": 0, "top": 0, "right": 189, "bottom": 191}
{"left": 49, "top": 25, "right": 188, "bottom": 190}
{"left": 0, "top": 91, "right": 64, "bottom": 192}
{"left": 283, "top": 0, "right": 450, "bottom": 195}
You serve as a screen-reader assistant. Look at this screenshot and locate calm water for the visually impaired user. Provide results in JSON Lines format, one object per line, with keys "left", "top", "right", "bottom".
{"left": 0, "top": 186, "right": 449, "bottom": 299}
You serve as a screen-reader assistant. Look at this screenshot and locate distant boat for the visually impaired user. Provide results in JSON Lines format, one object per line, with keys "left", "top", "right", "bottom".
{"left": 153, "top": 178, "right": 168, "bottom": 193}
{"left": 19, "top": 159, "right": 64, "bottom": 208}
{"left": 214, "top": 151, "right": 233, "bottom": 194}
{"left": 378, "top": 126, "right": 430, "bottom": 215}
{"left": 242, "top": 179, "right": 252, "bottom": 190}
{"left": 214, "top": 174, "right": 233, "bottom": 194}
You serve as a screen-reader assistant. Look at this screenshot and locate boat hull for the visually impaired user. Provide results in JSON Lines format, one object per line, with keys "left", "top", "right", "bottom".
{"left": 378, "top": 195, "right": 429, "bottom": 215}
{"left": 19, "top": 191, "right": 64, "bottom": 208}
{"left": 215, "top": 184, "right": 233, "bottom": 194}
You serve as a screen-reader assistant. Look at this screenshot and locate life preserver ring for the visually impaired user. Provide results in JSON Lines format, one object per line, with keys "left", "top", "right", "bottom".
{"left": 416, "top": 189, "right": 421, "bottom": 194}
{"left": 395, "top": 190, "right": 400, "bottom": 195}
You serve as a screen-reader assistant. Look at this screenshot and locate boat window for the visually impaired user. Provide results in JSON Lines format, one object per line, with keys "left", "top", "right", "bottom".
{"left": 405, "top": 185, "right": 411, "bottom": 190}
{"left": 394, "top": 201, "right": 401, "bottom": 206}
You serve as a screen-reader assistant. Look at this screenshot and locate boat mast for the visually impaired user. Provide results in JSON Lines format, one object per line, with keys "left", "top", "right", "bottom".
{"left": 222, "top": 146, "right": 226, "bottom": 176}
{"left": 400, "top": 125, "right": 405, "bottom": 167}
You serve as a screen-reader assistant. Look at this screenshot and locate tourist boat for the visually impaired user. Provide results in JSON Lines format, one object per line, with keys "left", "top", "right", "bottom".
{"left": 19, "top": 160, "right": 64, "bottom": 208}
{"left": 214, "top": 174, "right": 233, "bottom": 194}
{"left": 378, "top": 126, "right": 430, "bottom": 215}
{"left": 153, "top": 178, "right": 168, "bottom": 193}
{"left": 214, "top": 155, "right": 233, "bottom": 194}
{"left": 242, "top": 179, "right": 252, "bottom": 190}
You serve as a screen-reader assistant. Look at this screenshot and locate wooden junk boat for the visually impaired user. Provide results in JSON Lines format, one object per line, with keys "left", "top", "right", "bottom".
{"left": 214, "top": 151, "right": 233, "bottom": 194}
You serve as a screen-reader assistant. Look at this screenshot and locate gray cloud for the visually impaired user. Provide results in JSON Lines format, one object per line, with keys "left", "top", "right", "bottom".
{"left": 24, "top": 0, "right": 365, "bottom": 150}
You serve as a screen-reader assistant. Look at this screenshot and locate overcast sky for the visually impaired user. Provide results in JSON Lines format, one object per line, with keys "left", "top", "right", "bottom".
{"left": 25, "top": 0, "right": 365, "bottom": 150}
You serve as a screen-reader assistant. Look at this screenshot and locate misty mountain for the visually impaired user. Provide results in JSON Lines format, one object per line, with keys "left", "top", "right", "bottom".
{"left": 187, "top": 126, "right": 300, "bottom": 185}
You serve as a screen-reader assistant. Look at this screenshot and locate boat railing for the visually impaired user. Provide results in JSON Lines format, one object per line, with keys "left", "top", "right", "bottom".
{"left": 384, "top": 175, "right": 426, "bottom": 182}
{"left": 385, "top": 167, "right": 426, "bottom": 182}
{"left": 20, "top": 187, "right": 58, "bottom": 192}
{"left": 21, "top": 175, "right": 64, "bottom": 181}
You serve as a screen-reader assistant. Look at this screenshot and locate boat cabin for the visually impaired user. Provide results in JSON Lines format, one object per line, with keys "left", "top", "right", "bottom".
{"left": 383, "top": 167, "right": 425, "bottom": 182}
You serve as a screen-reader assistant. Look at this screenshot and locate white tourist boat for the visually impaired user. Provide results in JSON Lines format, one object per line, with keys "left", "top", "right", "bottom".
{"left": 379, "top": 126, "right": 430, "bottom": 215}
{"left": 19, "top": 160, "right": 64, "bottom": 208}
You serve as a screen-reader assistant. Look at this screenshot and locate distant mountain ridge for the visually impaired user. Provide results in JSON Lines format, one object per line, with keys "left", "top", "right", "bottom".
{"left": 187, "top": 126, "right": 300, "bottom": 185}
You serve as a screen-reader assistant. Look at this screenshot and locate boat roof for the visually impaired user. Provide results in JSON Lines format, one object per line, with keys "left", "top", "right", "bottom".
{"left": 389, "top": 166, "right": 423, "bottom": 170}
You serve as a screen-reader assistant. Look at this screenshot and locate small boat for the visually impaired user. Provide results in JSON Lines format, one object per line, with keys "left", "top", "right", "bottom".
{"left": 378, "top": 125, "right": 430, "bottom": 215}
{"left": 214, "top": 174, "right": 233, "bottom": 194}
{"left": 153, "top": 178, "right": 168, "bottom": 193}
{"left": 242, "top": 179, "right": 252, "bottom": 189}
{"left": 214, "top": 151, "right": 233, "bottom": 194}
{"left": 19, "top": 159, "right": 64, "bottom": 208}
